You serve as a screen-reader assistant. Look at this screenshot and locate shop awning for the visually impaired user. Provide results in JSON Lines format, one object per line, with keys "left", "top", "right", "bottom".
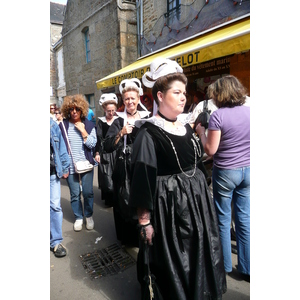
{"left": 96, "top": 17, "right": 250, "bottom": 90}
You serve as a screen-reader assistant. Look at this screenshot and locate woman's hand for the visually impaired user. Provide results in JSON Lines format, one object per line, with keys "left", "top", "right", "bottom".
{"left": 95, "top": 153, "right": 100, "bottom": 163}
{"left": 137, "top": 207, "right": 154, "bottom": 245}
{"left": 74, "top": 121, "right": 85, "bottom": 133}
{"left": 195, "top": 123, "right": 205, "bottom": 136}
{"left": 139, "top": 223, "right": 155, "bottom": 245}
{"left": 122, "top": 123, "right": 134, "bottom": 135}
{"left": 115, "top": 123, "right": 134, "bottom": 145}
{"left": 74, "top": 122, "right": 89, "bottom": 140}
{"left": 62, "top": 172, "right": 69, "bottom": 179}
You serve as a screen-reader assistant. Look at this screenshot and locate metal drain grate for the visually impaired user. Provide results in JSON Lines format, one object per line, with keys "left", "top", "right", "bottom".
{"left": 79, "top": 243, "right": 136, "bottom": 279}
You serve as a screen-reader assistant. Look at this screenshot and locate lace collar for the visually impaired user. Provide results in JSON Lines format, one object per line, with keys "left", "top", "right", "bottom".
{"left": 134, "top": 114, "right": 192, "bottom": 136}
{"left": 116, "top": 110, "right": 151, "bottom": 121}
{"left": 98, "top": 116, "right": 118, "bottom": 124}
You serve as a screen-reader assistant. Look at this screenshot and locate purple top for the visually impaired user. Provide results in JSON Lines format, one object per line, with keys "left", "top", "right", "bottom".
{"left": 208, "top": 105, "right": 250, "bottom": 169}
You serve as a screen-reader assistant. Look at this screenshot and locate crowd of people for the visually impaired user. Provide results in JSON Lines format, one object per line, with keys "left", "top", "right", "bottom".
{"left": 50, "top": 57, "right": 250, "bottom": 298}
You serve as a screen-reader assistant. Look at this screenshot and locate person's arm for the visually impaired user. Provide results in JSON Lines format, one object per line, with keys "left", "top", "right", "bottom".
{"left": 137, "top": 207, "right": 154, "bottom": 245}
{"left": 58, "top": 127, "right": 70, "bottom": 178}
{"left": 74, "top": 121, "right": 89, "bottom": 142}
{"left": 196, "top": 125, "right": 221, "bottom": 156}
{"left": 95, "top": 121, "right": 103, "bottom": 163}
{"left": 114, "top": 123, "right": 134, "bottom": 145}
{"left": 130, "top": 128, "right": 157, "bottom": 245}
{"left": 103, "top": 118, "right": 122, "bottom": 153}
{"left": 189, "top": 102, "right": 203, "bottom": 129}
{"left": 83, "top": 127, "right": 97, "bottom": 149}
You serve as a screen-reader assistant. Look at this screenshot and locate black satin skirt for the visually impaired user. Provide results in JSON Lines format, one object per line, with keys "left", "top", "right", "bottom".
{"left": 137, "top": 168, "right": 227, "bottom": 300}
{"left": 97, "top": 151, "right": 116, "bottom": 206}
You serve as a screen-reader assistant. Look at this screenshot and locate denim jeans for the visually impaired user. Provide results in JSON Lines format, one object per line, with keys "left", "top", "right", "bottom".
{"left": 212, "top": 165, "right": 250, "bottom": 275}
{"left": 66, "top": 170, "right": 94, "bottom": 220}
{"left": 50, "top": 174, "right": 63, "bottom": 248}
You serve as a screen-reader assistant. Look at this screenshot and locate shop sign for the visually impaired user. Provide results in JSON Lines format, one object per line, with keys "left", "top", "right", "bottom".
{"left": 106, "top": 53, "right": 233, "bottom": 88}
{"left": 109, "top": 50, "right": 202, "bottom": 86}
{"left": 111, "top": 67, "right": 150, "bottom": 86}
{"left": 183, "top": 55, "right": 232, "bottom": 78}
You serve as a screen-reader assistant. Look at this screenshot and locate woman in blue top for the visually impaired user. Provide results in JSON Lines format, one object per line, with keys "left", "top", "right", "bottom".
{"left": 196, "top": 75, "right": 250, "bottom": 279}
{"left": 60, "top": 94, "right": 97, "bottom": 232}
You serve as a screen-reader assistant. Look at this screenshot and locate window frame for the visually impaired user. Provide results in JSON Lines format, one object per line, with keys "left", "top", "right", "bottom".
{"left": 165, "top": 0, "right": 181, "bottom": 24}
{"left": 84, "top": 28, "right": 91, "bottom": 63}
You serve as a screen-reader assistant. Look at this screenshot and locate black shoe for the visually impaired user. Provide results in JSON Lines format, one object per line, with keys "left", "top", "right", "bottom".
{"left": 231, "top": 227, "right": 236, "bottom": 241}
{"left": 231, "top": 245, "right": 238, "bottom": 254}
{"left": 51, "top": 243, "right": 67, "bottom": 257}
{"left": 240, "top": 273, "right": 250, "bottom": 282}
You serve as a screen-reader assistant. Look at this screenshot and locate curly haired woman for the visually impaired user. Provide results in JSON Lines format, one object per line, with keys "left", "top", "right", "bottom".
{"left": 59, "top": 94, "right": 97, "bottom": 232}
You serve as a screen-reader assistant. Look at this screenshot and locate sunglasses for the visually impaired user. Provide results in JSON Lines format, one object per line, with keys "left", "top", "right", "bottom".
{"left": 55, "top": 112, "right": 61, "bottom": 115}
{"left": 69, "top": 107, "right": 81, "bottom": 112}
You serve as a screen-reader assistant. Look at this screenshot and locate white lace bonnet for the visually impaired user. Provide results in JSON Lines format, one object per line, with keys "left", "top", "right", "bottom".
{"left": 141, "top": 57, "right": 183, "bottom": 115}
{"left": 142, "top": 57, "right": 183, "bottom": 88}
{"left": 99, "top": 93, "right": 118, "bottom": 106}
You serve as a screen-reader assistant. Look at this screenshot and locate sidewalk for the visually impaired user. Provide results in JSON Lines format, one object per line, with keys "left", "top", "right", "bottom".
{"left": 50, "top": 167, "right": 249, "bottom": 299}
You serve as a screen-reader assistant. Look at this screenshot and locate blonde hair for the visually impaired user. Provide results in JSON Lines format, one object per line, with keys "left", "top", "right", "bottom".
{"left": 61, "top": 94, "right": 89, "bottom": 120}
{"left": 121, "top": 86, "right": 140, "bottom": 100}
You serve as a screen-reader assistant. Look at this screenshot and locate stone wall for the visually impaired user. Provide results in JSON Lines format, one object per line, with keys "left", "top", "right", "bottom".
{"left": 62, "top": 0, "right": 137, "bottom": 117}
{"left": 50, "top": 23, "right": 63, "bottom": 104}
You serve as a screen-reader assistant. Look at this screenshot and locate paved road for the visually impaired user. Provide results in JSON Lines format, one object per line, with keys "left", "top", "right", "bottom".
{"left": 50, "top": 167, "right": 250, "bottom": 299}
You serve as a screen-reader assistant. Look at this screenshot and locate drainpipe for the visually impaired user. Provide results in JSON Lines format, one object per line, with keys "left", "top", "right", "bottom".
{"left": 136, "top": 1, "right": 140, "bottom": 56}
{"left": 140, "top": 0, "right": 143, "bottom": 57}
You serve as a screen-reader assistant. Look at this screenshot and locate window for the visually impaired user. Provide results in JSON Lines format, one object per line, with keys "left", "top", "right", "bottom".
{"left": 166, "top": 0, "right": 181, "bottom": 22}
{"left": 84, "top": 28, "right": 91, "bottom": 63}
{"left": 168, "top": 0, "right": 180, "bottom": 11}
{"left": 57, "top": 48, "right": 65, "bottom": 87}
{"left": 86, "top": 94, "right": 95, "bottom": 109}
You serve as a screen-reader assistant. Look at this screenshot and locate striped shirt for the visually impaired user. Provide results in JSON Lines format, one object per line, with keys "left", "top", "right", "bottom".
{"left": 67, "top": 122, "right": 97, "bottom": 174}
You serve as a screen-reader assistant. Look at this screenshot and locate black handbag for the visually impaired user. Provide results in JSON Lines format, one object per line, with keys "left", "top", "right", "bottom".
{"left": 141, "top": 244, "right": 163, "bottom": 300}
{"left": 194, "top": 99, "right": 211, "bottom": 129}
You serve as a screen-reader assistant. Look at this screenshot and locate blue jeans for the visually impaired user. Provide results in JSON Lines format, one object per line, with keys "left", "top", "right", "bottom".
{"left": 212, "top": 165, "right": 250, "bottom": 275}
{"left": 66, "top": 170, "right": 94, "bottom": 220}
{"left": 50, "top": 174, "right": 63, "bottom": 248}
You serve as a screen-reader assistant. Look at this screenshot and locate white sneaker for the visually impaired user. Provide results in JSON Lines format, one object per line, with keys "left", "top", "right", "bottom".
{"left": 86, "top": 216, "right": 94, "bottom": 230}
{"left": 74, "top": 219, "right": 83, "bottom": 231}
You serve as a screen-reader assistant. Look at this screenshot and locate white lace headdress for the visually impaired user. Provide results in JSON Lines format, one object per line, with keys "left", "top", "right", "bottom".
{"left": 142, "top": 57, "right": 183, "bottom": 116}
{"left": 99, "top": 93, "right": 118, "bottom": 106}
{"left": 142, "top": 57, "right": 183, "bottom": 88}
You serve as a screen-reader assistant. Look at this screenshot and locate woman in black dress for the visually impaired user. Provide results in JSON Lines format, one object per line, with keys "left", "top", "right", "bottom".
{"left": 104, "top": 78, "right": 150, "bottom": 246}
{"left": 130, "top": 58, "right": 227, "bottom": 299}
{"left": 95, "top": 93, "right": 119, "bottom": 207}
